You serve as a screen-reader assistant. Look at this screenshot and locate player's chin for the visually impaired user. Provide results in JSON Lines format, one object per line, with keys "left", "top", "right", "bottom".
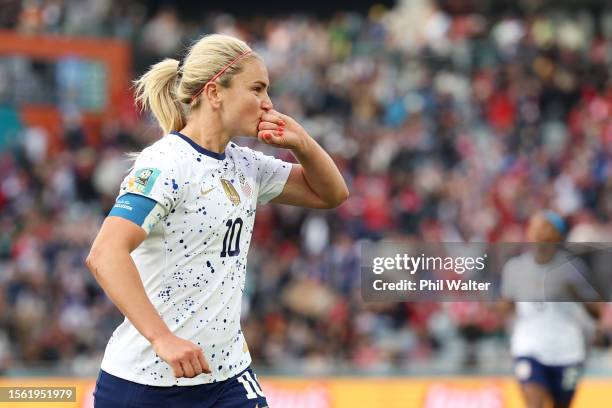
{"left": 245, "top": 127, "right": 259, "bottom": 138}
{"left": 235, "top": 125, "right": 257, "bottom": 138}
{"left": 247, "top": 123, "right": 261, "bottom": 137}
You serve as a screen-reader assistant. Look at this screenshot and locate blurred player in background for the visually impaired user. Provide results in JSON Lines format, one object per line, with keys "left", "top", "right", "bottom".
{"left": 85, "top": 33, "right": 348, "bottom": 408}
{"left": 499, "top": 211, "right": 602, "bottom": 408}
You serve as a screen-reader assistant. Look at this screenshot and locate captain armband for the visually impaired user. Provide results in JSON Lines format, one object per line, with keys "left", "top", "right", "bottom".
{"left": 108, "top": 193, "right": 166, "bottom": 234}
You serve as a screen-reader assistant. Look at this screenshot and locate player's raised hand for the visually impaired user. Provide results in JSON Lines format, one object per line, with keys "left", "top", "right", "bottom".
{"left": 151, "top": 332, "right": 211, "bottom": 378}
{"left": 257, "top": 109, "right": 307, "bottom": 151}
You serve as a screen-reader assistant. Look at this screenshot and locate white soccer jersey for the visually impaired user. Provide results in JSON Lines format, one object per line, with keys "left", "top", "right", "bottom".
{"left": 501, "top": 250, "right": 596, "bottom": 365}
{"left": 100, "top": 131, "right": 291, "bottom": 386}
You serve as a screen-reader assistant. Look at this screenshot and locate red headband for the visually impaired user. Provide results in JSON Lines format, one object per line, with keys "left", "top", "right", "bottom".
{"left": 190, "top": 50, "right": 252, "bottom": 103}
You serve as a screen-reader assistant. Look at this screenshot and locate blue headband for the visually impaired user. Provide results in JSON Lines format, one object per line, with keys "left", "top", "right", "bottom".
{"left": 543, "top": 210, "right": 567, "bottom": 235}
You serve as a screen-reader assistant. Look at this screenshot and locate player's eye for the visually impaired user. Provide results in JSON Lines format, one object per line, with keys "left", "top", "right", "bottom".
{"left": 252, "top": 86, "right": 262, "bottom": 92}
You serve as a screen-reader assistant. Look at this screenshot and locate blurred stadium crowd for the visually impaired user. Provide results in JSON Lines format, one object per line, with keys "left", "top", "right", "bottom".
{"left": 1, "top": 0, "right": 612, "bottom": 376}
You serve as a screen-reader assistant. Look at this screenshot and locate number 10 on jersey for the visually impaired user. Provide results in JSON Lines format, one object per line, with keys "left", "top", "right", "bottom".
{"left": 221, "top": 218, "right": 243, "bottom": 257}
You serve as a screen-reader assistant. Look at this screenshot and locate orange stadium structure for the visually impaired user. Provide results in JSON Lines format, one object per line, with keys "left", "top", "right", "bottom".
{"left": 0, "top": 30, "right": 132, "bottom": 152}
{"left": 0, "top": 376, "right": 611, "bottom": 408}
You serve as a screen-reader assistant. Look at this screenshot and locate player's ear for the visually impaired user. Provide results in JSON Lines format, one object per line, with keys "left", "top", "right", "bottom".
{"left": 204, "top": 82, "right": 222, "bottom": 109}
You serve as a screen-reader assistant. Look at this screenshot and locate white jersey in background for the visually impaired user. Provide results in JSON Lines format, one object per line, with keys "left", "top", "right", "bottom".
{"left": 501, "top": 250, "right": 597, "bottom": 365}
{"left": 100, "top": 131, "right": 291, "bottom": 386}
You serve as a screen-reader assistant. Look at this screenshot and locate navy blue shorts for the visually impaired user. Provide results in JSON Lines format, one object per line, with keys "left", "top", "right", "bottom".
{"left": 514, "top": 356, "right": 583, "bottom": 404}
{"left": 94, "top": 367, "right": 268, "bottom": 408}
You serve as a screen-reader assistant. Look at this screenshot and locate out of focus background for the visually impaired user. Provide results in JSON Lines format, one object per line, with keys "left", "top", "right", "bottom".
{"left": 1, "top": 0, "right": 612, "bottom": 406}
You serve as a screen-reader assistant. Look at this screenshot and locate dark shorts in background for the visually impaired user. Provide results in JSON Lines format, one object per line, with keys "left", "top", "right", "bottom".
{"left": 514, "top": 356, "right": 583, "bottom": 405}
{"left": 94, "top": 367, "right": 268, "bottom": 408}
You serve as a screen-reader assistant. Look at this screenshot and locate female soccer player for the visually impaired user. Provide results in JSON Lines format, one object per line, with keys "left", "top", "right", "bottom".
{"left": 500, "top": 211, "right": 602, "bottom": 408}
{"left": 86, "top": 34, "right": 348, "bottom": 407}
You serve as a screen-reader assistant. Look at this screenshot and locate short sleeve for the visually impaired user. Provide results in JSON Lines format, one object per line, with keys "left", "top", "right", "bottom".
{"left": 563, "top": 257, "right": 602, "bottom": 301}
{"left": 117, "top": 147, "right": 184, "bottom": 215}
{"left": 251, "top": 150, "right": 292, "bottom": 205}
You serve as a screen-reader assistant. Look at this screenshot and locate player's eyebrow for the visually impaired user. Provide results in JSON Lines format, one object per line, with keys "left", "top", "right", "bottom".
{"left": 253, "top": 80, "right": 269, "bottom": 89}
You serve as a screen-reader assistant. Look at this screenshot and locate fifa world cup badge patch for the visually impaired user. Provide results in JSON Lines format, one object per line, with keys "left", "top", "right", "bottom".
{"left": 220, "top": 178, "right": 241, "bottom": 205}
{"left": 127, "top": 168, "right": 161, "bottom": 196}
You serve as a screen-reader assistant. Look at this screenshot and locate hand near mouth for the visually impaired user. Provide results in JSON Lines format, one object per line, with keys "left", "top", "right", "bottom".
{"left": 257, "top": 109, "right": 308, "bottom": 152}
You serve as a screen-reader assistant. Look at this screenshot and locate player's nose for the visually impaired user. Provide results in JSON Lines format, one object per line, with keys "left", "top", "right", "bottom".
{"left": 261, "top": 98, "right": 273, "bottom": 112}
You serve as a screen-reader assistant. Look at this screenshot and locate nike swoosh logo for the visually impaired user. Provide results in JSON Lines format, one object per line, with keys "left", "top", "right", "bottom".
{"left": 201, "top": 187, "right": 215, "bottom": 196}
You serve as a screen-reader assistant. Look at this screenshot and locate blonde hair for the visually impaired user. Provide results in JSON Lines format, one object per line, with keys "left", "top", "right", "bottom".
{"left": 134, "top": 34, "right": 256, "bottom": 134}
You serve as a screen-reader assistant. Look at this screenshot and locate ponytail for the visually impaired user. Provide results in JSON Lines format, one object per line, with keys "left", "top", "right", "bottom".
{"left": 134, "top": 59, "right": 186, "bottom": 135}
